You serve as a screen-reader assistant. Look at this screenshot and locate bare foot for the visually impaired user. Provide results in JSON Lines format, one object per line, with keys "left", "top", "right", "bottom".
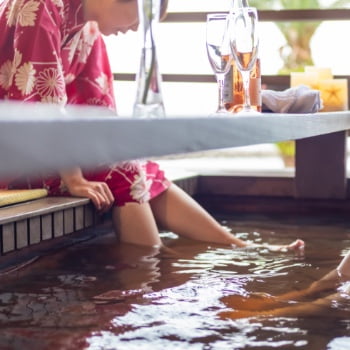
{"left": 266, "top": 239, "right": 305, "bottom": 252}
{"left": 220, "top": 293, "right": 286, "bottom": 311}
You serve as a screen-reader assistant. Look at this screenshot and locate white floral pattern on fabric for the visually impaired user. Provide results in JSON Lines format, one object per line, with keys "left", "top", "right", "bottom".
{"left": 95, "top": 73, "right": 109, "bottom": 95}
{"left": 6, "top": 0, "right": 39, "bottom": 27}
{"left": 82, "top": 22, "right": 99, "bottom": 47}
{"left": 0, "top": 60, "right": 14, "bottom": 90}
{"left": 64, "top": 73, "right": 75, "bottom": 84}
{"left": 130, "top": 170, "right": 152, "bottom": 203}
{"left": 5, "top": 0, "right": 23, "bottom": 26}
{"left": 15, "top": 62, "right": 36, "bottom": 95}
{"left": 51, "top": 0, "right": 63, "bottom": 8}
{"left": 17, "top": 0, "right": 39, "bottom": 26}
{"left": 0, "top": 48, "right": 22, "bottom": 90}
{"left": 67, "top": 33, "right": 81, "bottom": 64}
{"left": 78, "top": 22, "right": 99, "bottom": 63}
{"left": 36, "top": 67, "right": 65, "bottom": 99}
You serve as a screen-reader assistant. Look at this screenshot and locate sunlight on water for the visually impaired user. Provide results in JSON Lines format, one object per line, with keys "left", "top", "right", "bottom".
{"left": 0, "top": 215, "right": 349, "bottom": 349}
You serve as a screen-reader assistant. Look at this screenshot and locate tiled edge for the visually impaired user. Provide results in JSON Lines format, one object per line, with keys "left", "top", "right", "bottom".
{"left": 29, "top": 216, "right": 41, "bottom": 245}
{"left": 2, "top": 222, "right": 15, "bottom": 254}
{"left": 84, "top": 204, "right": 94, "bottom": 228}
{"left": 0, "top": 200, "right": 97, "bottom": 257}
{"left": 75, "top": 206, "right": 84, "bottom": 231}
{"left": 41, "top": 214, "right": 53, "bottom": 241}
{"left": 16, "top": 219, "right": 28, "bottom": 249}
{"left": 64, "top": 208, "right": 74, "bottom": 235}
{"left": 53, "top": 211, "right": 64, "bottom": 238}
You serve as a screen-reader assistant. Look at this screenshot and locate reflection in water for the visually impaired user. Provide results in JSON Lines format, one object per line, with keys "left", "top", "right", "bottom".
{"left": 0, "top": 215, "right": 349, "bottom": 349}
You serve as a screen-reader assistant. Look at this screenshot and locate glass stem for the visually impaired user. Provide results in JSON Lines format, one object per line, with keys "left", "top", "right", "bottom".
{"left": 241, "top": 70, "right": 251, "bottom": 111}
{"left": 217, "top": 74, "right": 226, "bottom": 112}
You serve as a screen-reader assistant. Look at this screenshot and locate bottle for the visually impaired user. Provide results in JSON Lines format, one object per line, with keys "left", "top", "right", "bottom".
{"left": 224, "top": 0, "right": 262, "bottom": 113}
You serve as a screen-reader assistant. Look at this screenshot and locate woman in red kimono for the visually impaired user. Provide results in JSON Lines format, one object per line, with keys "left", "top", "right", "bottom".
{"left": 0, "top": 0, "right": 304, "bottom": 250}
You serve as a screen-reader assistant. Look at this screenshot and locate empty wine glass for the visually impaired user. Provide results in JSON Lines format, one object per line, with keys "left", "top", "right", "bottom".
{"left": 206, "top": 13, "right": 232, "bottom": 115}
{"left": 229, "top": 7, "right": 260, "bottom": 115}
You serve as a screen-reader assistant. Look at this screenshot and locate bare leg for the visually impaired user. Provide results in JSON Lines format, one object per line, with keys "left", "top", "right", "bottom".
{"left": 112, "top": 191, "right": 240, "bottom": 248}
{"left": 221, "top": 269, "right": 340, "bottom": 312}
{"left": 112, "top": 184, "right": 304, "bottom": 250}
{"left": 150, "top": 184, "right": 247, "bottom": 247}
{"left": 112, "top": 202, "right": 162, "bottom": 247}
{"left": 112, "top": 202, "right": 183, "bottom": 259}
{"left": 150, "top": 184, "right": 304, "bottom": 250}
{"left": 219, "top": 291, "right": 350, "bottom": 319}
{"left": 221, "top": 253, "right": 350, "bottom": 314}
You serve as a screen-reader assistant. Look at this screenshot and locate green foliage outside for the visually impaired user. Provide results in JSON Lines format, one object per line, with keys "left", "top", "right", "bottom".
{"left": 247, "top": 0, "right": 348, "bottom": 163}
{"left": 248, "top": 0, "right": 349, "bottom": 72}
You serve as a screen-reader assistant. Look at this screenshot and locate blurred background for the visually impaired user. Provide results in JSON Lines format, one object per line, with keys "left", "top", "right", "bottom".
{"left": 104, "top": 0, "right": 350, "bottom": 171}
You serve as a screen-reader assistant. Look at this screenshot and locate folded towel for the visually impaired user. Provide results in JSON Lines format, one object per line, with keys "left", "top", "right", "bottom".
{"left": 262, "top": 85, "right": 322, "bottom": 114}
{"left": 0, "top": 189, "right": 48, "bottom": 207}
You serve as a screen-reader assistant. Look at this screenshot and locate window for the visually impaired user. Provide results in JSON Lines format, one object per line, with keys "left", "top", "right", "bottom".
{"left": 105, "top": 2, "right": 350, "bottom": 116}
{"left": 103, "top": 1, "right": 350, "bottom": 172}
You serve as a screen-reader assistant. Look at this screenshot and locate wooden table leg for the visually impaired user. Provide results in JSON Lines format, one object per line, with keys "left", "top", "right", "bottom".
{"left": 295, "top": 131, "right": 347, "bottom": 199}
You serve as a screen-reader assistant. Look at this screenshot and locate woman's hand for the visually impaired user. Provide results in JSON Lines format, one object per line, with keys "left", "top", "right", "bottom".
{"left": 60, "top": 168, "right": 114, "bottom": 213}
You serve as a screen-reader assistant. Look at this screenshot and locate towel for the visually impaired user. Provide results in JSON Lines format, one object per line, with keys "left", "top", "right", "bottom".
{"left": 262, "top": 85, "right": 322, "bottom": 114}
{"left": 0, "top": 189, "right": 48, "bottom": 207}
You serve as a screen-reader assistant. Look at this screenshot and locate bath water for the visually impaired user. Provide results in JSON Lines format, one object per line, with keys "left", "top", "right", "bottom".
{"left": 0, "top": 214, "right": 349, "bottom": 349}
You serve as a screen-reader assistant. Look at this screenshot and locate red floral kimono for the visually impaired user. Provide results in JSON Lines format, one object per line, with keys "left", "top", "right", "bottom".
{"left": 0, "top": 0, "right": 170, "bottom": 206}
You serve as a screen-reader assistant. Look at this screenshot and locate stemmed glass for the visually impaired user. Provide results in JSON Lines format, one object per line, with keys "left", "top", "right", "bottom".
{"left": 229, "top": 7, "right": 260, "bottom": 115}
{"left": 206, "top": 13, "right": 232, "bottom": 115}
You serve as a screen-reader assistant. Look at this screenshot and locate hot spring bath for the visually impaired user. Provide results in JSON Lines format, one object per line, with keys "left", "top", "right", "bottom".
{"left": 0, "top": 214, "right": 349, "bottom": 350}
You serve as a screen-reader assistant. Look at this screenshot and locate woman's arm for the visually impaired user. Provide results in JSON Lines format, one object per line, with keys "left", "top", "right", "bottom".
{"left": 60, "top": 168, "right": 114, "bottom": 212}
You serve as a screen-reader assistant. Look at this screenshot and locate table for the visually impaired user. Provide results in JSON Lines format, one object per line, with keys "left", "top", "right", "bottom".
{"left": 0, "top": 101, "right": 349, "bottom": 198}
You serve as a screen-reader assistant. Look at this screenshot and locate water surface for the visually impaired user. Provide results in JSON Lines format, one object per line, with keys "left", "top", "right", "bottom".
{"left": 0, "top": 214, "right": 349, "bottom": 349}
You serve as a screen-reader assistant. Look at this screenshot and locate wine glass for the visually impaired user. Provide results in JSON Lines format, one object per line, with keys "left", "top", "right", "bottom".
{"left": 206, "top": 13, "right": 232, "bottom": 115}
{"left": 229, "top": 7, "right": 260, "bottom": 115}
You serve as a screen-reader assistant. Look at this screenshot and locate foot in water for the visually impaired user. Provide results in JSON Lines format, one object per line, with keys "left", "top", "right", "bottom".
{"left": 220, "top": 293, "right": 287, "bottom": 312}
{"left": 259, "top": 238, "right": 305, "bottom": 252}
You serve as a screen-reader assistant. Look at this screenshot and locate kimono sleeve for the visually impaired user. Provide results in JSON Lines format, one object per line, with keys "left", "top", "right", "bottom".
{"left": 0, "top": 0, "right": 67, "bottom": 104}
{"left": 65, "top": 34, "right": 116, "bottom": 110}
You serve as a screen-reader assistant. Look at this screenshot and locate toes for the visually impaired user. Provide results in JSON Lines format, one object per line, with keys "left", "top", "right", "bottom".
{"left": 288, "top": 239, "right": 305, "bottom": 251}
